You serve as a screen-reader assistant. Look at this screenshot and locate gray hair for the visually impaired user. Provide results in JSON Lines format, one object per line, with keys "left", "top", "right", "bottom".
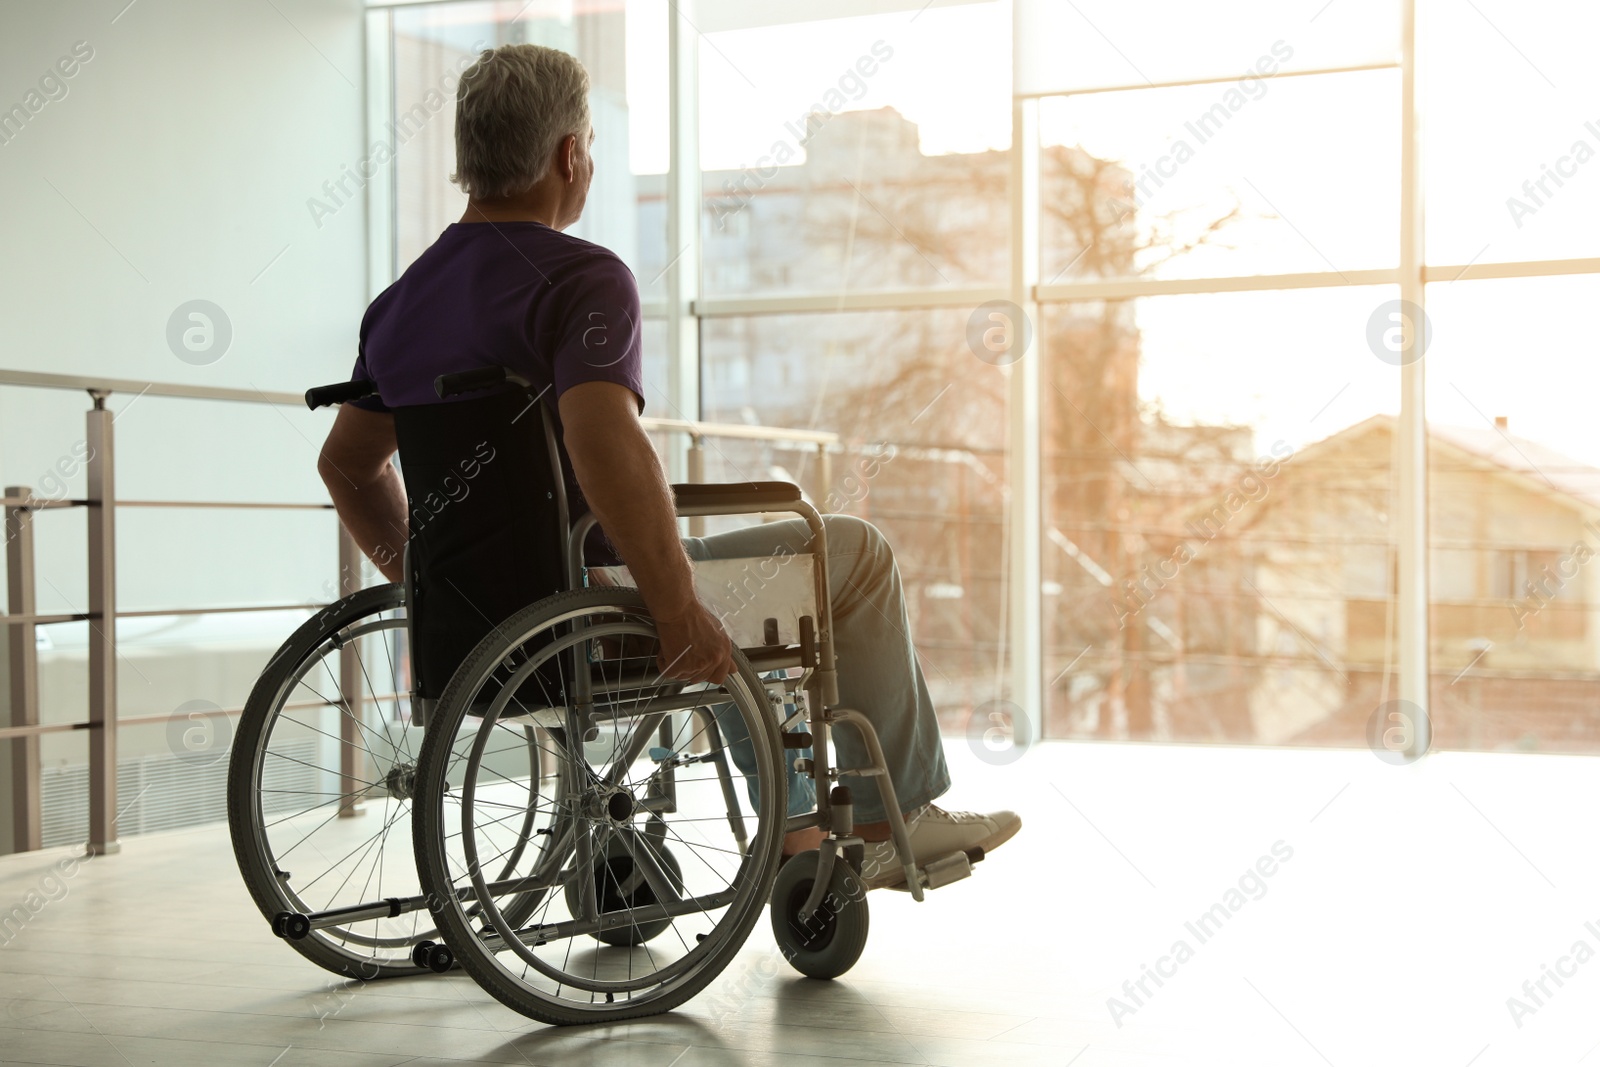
{"left": 451, "top": 44, "right": 590, "bottom": 200}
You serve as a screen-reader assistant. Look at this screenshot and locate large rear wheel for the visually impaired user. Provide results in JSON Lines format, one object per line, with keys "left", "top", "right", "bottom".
{"left": 413, "top": 588, "right": 786, "bottom": 1025}
{"left": 228, "top": 585, "right": 547, "bottom": 980}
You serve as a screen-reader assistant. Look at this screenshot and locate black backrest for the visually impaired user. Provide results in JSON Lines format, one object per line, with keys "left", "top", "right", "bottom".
{"left": 391, "top": 388, "right": 566, "bottom": 701}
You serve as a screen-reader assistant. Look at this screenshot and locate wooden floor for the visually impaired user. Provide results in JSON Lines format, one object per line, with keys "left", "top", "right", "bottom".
{"left": 3, "top": 738, "right": 1598, "bottom": 1066}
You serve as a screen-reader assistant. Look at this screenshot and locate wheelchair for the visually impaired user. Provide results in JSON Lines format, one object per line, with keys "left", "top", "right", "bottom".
{"left": 227, "top": 366, "right": 983, "bottom": 1025}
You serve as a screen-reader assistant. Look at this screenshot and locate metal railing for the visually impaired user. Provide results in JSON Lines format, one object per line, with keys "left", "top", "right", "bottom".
{"left": 0, "top": 369, "right": 837, "bottom": 856}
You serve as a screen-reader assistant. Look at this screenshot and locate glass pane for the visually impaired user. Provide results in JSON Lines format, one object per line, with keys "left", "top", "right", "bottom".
{"left": 1041, "top": 286, "right": 1400, "bottom": 744}
{"left": 27, "top": 621, "right": 288, "bottom": 847}
{"left": 641, "top": 315, "right": 668, "bottom": 409}
{"left": 391, "top": 0, "right": 669, "bottom": 298}
{"left": 698, "top": 2, "right": 1011, "bottom": 296}
{"left": 32, "top": 600, "right": 344, "bottom": 843}
{"left": 35, "top": 735, "right": 89, "bottom": 851}
{"left": 1425, "top": 274, "right": 1600, "bottom": 753}
{"left": 1424, "top": 0, "right": 1600, "bottom": 263}
{"left": 1040, "top": 69, "right": 1398, "bottom": 281}
{"left": 700, "top": 309, "right": 1009, "bottom": 727}
{"left": 1016, "top": 0, "right": 1399, "bottom": 96}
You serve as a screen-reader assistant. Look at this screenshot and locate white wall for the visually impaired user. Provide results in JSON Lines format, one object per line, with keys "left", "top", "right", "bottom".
{"left": 0, "top": 0, "right": 371, "bottom": 830}
{"left": 0, "top": 0, "right": 368, "bottom": 593}
{"left": 0, "top": 0, "right": 369, "bottom": 387}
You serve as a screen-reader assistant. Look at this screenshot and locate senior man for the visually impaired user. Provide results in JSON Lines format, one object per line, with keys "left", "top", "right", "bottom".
{"left": 317, "top": 43, "right": 1019, "bottom": 885}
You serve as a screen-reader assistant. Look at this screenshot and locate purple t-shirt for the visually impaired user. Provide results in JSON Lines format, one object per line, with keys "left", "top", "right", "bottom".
{"left": 350, "top": 222, "right": 644, "bottom": 559}
{"left": 352, "top": 221, "right": 644, "bottom": 413}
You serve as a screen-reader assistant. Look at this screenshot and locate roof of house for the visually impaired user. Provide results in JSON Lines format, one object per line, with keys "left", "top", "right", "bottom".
{"left": 1291, "top": 413, "right": 1600, "bottom": 514}
{"left": 1429, "top": 421, "right": 1600, "bottom": 512}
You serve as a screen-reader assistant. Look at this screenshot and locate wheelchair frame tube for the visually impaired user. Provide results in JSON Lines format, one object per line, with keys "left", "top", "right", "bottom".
{"left": 539, "top": 406, "right": 570, "bottom": 541}
{"left": 337, "top": 527, "right": 366, "bottom": 817}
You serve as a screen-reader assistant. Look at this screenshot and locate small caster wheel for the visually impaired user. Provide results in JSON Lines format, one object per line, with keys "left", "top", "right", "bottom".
{"left": 565, "top": 829, "right": 683, "bottom": 947}
{"left": 770, "top": 850, "right": 869, "bottom": 980}
{"left": 419, "top": 940, "right": 457, "bottom": 979}
{"left": 412, "top": 941, "right": 453, "bottom": 973}
{"left": 274, "top": 912, "right": 311, "bottom": 941}
{"left": 426, "top": 943, "right": 454, "bottom": 973}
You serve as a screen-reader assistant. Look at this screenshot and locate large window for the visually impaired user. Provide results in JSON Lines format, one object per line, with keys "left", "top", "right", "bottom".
{"left": 701, "top": 308, "right": 1008, "bottom": 725}
{"left": 1041, "top": 289, "right": 1400, "bottom": 744}
{"left": 1425, "top": 275, "right": 1600, "bottom": 753}
{"left": 691, "top": 2, "right": 1016, "bottom": 725}
{"left": 1038, "top": 69, "right": 1399, "bottom": 281}
{"left": 1027, "top": 0, "right": 1600, "bottom": 753}
{"left": 370, "top": 0, "right": 1600, "bottom": 758}
{"left": 1030, "top": 0, "right": 1405, "bottom": 746}
{"left": 1422, "top": 1, "right": 1600, "bottom": 264}
{"left": 696, "top": 2, "right": 1011, "bottom": 296}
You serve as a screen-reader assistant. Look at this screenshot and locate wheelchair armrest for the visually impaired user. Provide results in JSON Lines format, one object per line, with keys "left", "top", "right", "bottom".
{"left": 671, "top": 481, "right": 802, "bottom": 511}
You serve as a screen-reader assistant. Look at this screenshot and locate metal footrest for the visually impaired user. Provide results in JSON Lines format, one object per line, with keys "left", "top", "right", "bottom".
{"left": 883, "top": 847, "right": 985, "bottom": 894}
{"left": 921, "top": 848, "right": 978, "bottom": 889}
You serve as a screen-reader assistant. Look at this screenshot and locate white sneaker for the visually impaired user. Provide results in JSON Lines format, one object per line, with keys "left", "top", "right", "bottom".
{"left": 859, "top": 804, "right": 1022, "bottom": 889}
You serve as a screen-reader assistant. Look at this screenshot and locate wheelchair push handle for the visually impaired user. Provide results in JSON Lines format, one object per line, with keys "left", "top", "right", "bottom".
{"left": 434, "top": 365, "right": 533, "bottom": 399}
{"left": 305, "top": 379, "right": 378, "bottom": 410}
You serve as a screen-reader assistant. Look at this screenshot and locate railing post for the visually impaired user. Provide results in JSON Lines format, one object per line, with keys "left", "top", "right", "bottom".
{"left": 686, "top": 433, "right": 706, "bottom": 538}
{"left": 5, "top": 486, "right": 42, "bottom": 853}
{"left": 337, "top": 524, "right": 365, "bottom": 817}
{"left": 85, "top": 394, "right": 120, "bottom": 855}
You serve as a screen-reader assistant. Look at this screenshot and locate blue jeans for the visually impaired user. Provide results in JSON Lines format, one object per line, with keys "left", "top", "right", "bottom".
{"left": 682, "top": 515, "right": 951, "bottom": 824}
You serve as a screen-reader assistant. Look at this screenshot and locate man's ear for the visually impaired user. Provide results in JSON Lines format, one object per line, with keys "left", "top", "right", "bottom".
{"left": 560, "top": 133, "right": 579, "bottom": 183}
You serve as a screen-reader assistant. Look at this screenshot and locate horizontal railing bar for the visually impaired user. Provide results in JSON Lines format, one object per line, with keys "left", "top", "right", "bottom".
{"left": 2, "top": 608, "right": 334, "bottom": 627}
{"left": 643, "top": 416, "right": 837, "bottom": 445}
{"left": 117, "top": 500, "right": 335, "bottom": 511}
{"left": 0, "top": 369, "right": 835, "bottom": 448}
{"left": 116, "top": 603, "right": 334, "bottom": 619}
{"left": 0, "top": 612, "right": 90, "bottom": 626}
{"left": 0, "top": 369, "right": 305, "bottom": 406}
{"left": 6, "top": 601, "right": 401, "bottom": 628}
{"left": 0, "top": 497, "right": 85, "bottom": 509}
{"left": 0, "top": 722, "right": 84, "bottom": 740}
{"left": 2, "top": 692, "right": 409, "bottom": 738}
{"left": 14, "top": 495, "right": 392, "bottom": 512}
{"left": 694, "top": 285, "right": 1008, "bottom": 318}
{"left": 118, "top": 692, "right": 408, "bottom": 729}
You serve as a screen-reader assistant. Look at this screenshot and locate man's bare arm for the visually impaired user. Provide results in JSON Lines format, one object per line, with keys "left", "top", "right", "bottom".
{"left": 319, "top": 405, "right": 407, "bottom": 584}
{"left": 558, "top": 381, "right": 733, "bottom": 683}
